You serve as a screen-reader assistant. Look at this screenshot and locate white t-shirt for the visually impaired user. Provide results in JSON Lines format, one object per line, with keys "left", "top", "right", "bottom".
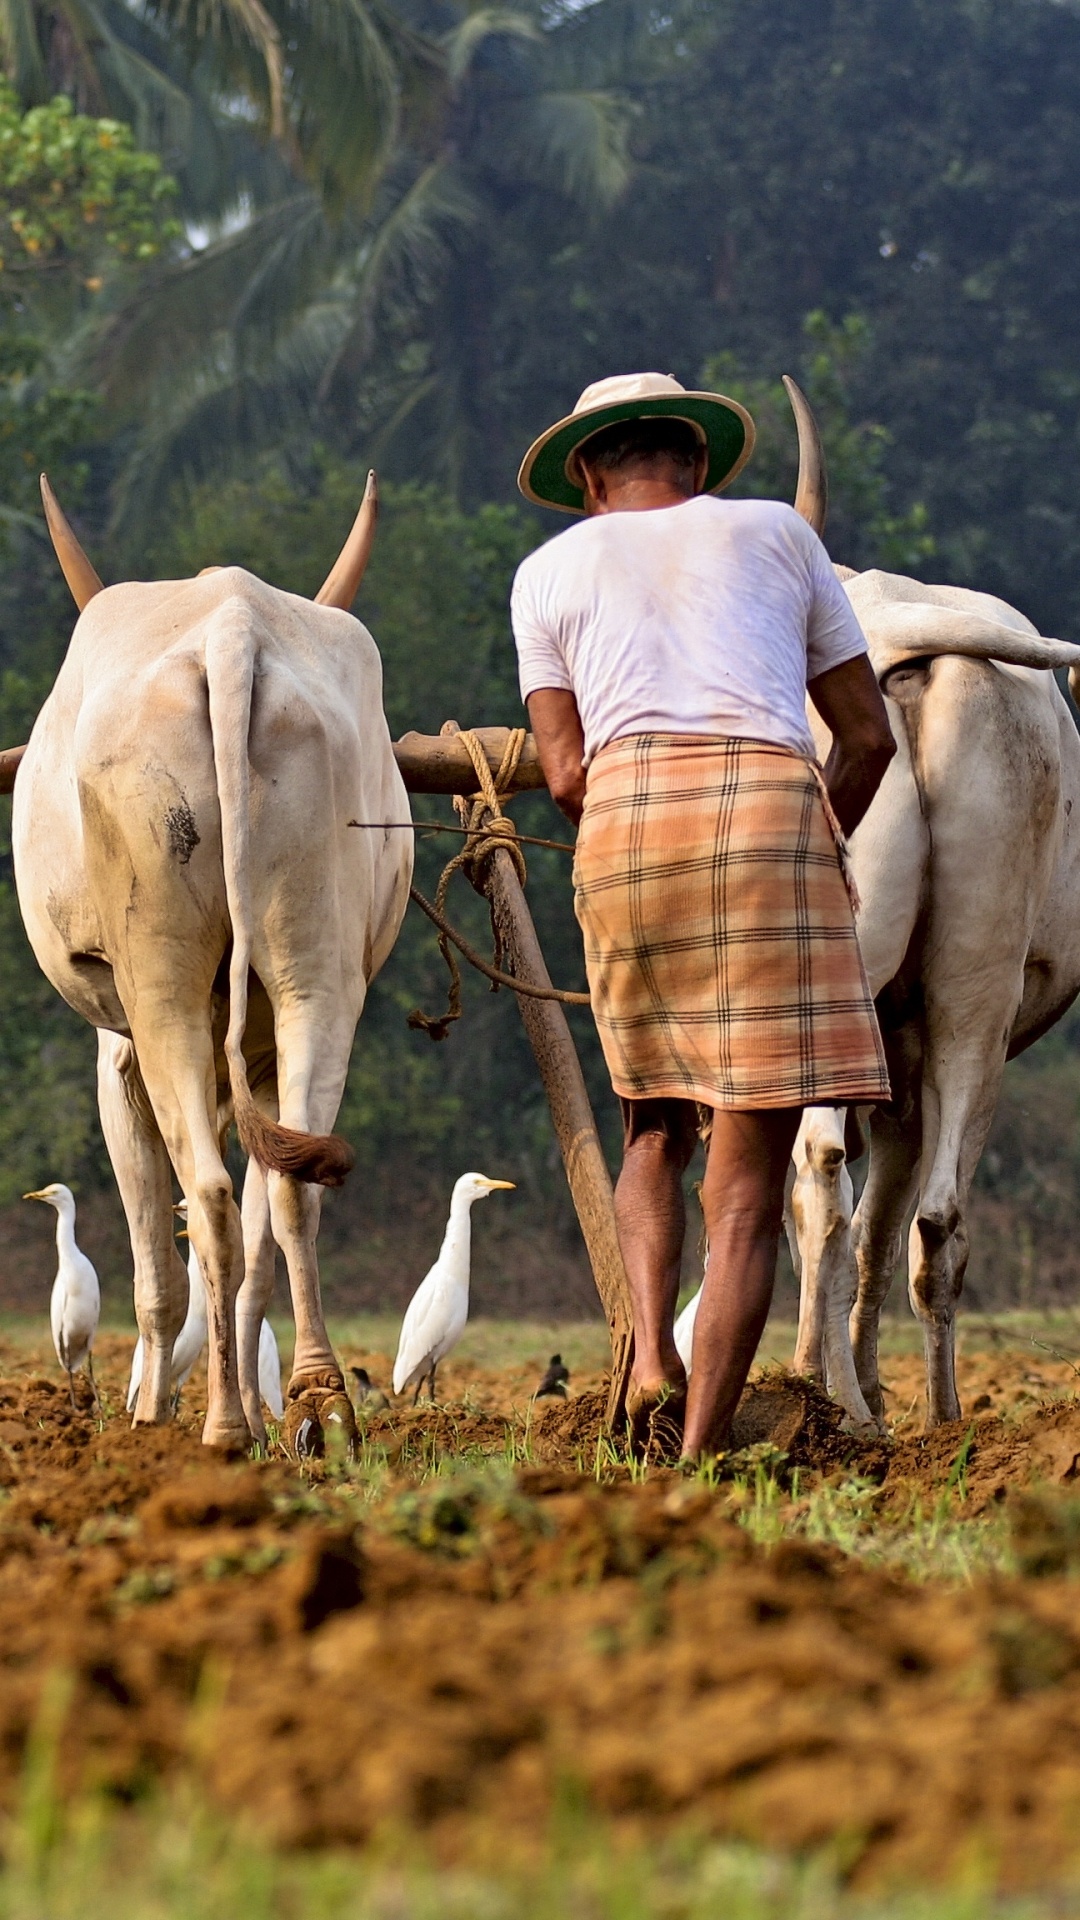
{"left": 510, "top": 494, "right": 868, "bottom": 762}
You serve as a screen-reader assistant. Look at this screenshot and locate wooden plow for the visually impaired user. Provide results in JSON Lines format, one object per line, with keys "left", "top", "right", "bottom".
{"left": 0, "top": 727, "right": 636, "bottom": 1430}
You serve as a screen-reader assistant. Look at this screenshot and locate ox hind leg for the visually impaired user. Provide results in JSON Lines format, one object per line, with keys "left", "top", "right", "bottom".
{"left": 790, "top": 1108, "right": 875, "bottom": 1427}
{"left": 251, "top": 1000, "right": 358, "bottom": 1454}
{"left": 908, "top": 1031, "right": 1014, "bottom": 1429}
{"left": 120, "top": 1008, "right": 251, "bottom": 1451}
{"left": 96, "top": 1031, "right": 188, "bottom": 1426}
{"left": 849, "top": 1086, "right": 922, "bottom": 1423}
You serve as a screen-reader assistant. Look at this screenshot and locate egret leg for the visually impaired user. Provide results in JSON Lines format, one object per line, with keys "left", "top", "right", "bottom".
{"left": 412, "top": 1374, "right": 425, "bottom": 1407}
{"left": 86, "top": 1354, "right": 101, "bottom": 1414}
{"left": 66, "top": 1366, "right": 76, "bottom": 1411}
{"left": 429, "top": 1362, "right": 438, "bottom": 1403}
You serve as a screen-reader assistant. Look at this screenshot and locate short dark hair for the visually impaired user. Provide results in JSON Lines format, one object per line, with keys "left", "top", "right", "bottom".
{"left": 574, "top": 416, "right": 702, "bottom": 488}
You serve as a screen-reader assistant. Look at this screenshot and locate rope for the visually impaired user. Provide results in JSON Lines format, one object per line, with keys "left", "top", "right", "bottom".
{"left": 407, "top": 725, "right": 590, "bottom": 1040}
{"left": 348, "top": 819, "right": 578, "bottom": 855}
{"left": 408, "top": 886, "right": 591, "bottom": 1005}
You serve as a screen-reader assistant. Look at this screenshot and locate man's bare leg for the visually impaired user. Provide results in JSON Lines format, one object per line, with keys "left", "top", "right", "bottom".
{"left": 614, "top": 1098, "right": 698, "bottom": 1402}
{"left": 682, "top": 1107, "right": 803, "bottom": 1459}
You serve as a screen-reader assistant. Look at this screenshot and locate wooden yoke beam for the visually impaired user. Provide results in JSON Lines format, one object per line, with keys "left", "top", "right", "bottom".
{"left": 0, "top": 728, "right": 543, "bottom": 798}
{"left": 0, "top": 745, "right": 25, "bottom": 793}
{"left": 394, "top": 727, "right": 545, "bottom": 794}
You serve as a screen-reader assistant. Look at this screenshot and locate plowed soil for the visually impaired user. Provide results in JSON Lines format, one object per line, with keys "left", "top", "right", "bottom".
{"left": 0, "top": 1327, "right": 1079, "bottom": 1888}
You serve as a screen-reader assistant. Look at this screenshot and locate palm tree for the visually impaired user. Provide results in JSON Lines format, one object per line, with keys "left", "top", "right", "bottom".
{"left": 79, "top": 0, "right": 643, "bottom": 539}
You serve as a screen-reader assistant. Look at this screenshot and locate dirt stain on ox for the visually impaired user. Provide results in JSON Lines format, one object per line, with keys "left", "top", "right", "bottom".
{"left": 164, "top": 797, "right": 200, "bottom": 865}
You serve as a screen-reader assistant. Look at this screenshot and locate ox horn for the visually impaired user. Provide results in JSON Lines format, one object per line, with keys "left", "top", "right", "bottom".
{"left": 315, "top": 468, "right": 378, "bottom": 610}
{"left": 782, "top": 376, "right": 828, "bottom": 538}
{"left": 40, "top": 475, "right": 104, "bottom": 612}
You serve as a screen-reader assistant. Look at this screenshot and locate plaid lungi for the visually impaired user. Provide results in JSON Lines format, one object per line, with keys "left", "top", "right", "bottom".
{"left": 573, "top": 734, "right": 889, "bottom": 1110}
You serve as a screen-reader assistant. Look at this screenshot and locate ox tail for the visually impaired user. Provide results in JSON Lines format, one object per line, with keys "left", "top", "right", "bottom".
{"left": 204, "top": 600, "right": 355, "bottom": 1189}
{"left": 866, "top": 604, "right": 1080, "bottom": 683}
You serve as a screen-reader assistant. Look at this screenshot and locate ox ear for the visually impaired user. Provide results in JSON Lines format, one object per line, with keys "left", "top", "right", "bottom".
{"left": 314, "top": 469, "right": 378, "bottom": 611}
{"left": 782, "top": 376, "right": 827, "bottom": 538}
{"left": 40, "top": 475, "right": 104, "bottom": 612}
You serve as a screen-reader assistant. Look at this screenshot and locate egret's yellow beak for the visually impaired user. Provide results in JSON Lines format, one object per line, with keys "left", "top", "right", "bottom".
{"left": 22, "top": 1191, "right": 45, "bottom": 1203}
{"left": 172, "top": 1202, "right": 186, "bottom": 1217}
{"left": 482, "top": 1179, "right": 516, "bottom": 1191}
{"left": 176, "top": 1229, "right": 190, "bottom": 1241}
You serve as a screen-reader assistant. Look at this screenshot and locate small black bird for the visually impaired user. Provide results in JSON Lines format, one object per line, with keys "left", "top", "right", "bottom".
{"left": 350, "top": 1365, "right": 390, "bottom": 1413}
{"left": 534, "top": 1353, "right": 570, "bottom": 1399}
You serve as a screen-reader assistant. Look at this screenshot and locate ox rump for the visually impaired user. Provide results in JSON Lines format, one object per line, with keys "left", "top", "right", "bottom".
{"left": 13, "top": 479, "right": 412, "bottom": 1452}
{"left": 792, "top": 568, "right": 1080, "bottom": 1431}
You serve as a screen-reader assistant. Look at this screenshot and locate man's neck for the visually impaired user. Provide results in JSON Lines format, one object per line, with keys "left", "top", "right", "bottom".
{"left": 588, "top": 480, "right": 695, "bottom": 515}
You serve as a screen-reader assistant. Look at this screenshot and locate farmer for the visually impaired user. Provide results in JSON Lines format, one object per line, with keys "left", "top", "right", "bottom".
{"left": 511, "top": 373, "right": 894, "bottom": 1458}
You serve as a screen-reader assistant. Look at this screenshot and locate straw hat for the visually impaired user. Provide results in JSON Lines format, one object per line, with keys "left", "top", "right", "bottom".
{"left": 517, "top": 372, "right": 755, "bottom": 515}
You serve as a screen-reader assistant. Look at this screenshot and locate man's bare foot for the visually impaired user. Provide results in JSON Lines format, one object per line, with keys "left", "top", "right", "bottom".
{"left": 626, "top": 1378, "right": 687, "bottom": 1460}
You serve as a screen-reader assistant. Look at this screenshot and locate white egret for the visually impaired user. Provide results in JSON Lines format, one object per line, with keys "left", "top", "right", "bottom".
{"left": 392, "top": 1172, "right": 515, "bottom": 1402}
{"left": 23, "top": 1183, "right": 100, "bottom": 1408}
{"left": 258, "top": 1318, "right": 284, "bottom": 1420}
{"left": 674, "top": 1285, "right": 701, "bottom": 1376}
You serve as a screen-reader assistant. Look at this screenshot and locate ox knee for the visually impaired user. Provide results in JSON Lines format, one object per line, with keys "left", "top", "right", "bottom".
{"left": 909, "top": 1213, "right": 968, "bottom": 1322}
{"left": 191, "top": 1175, "right": 233, "bottom": 1236}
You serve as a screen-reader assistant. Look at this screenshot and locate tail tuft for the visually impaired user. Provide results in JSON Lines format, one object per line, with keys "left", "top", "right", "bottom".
{"left": 235, "top": 1090, "right": 355, "bottom": 1188}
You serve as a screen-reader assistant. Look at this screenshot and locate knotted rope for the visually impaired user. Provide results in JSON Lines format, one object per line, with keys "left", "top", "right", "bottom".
{"left": 407, "top": 725, "right": 590, "bottom": 1040}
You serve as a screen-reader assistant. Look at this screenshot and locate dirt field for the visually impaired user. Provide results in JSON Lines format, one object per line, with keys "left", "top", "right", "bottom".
{"left": 1, "top": 1317, "right": 1080, "bottom": 1893}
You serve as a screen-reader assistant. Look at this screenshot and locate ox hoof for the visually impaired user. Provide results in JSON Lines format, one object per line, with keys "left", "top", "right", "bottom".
{"left": 201, "top": 1421, "right": 252, "bottom": 1455}
{"left": 282, "top": 1380, "right": 358, "bottom": 1461}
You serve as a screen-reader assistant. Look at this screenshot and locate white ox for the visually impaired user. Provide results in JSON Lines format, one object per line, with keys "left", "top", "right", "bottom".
{"left": 13, "top": 480, "right": 412, "bottom": 1451}
{"left": 791, "top": 569, "right": 1080, "bottom": 1429}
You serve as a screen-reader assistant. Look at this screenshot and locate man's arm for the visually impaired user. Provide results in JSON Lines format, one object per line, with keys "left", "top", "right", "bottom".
{"left": 807, "top": 653, "right": 896, "bottom": 838}
{"left": 526, "top": 688, "right": 587, "bottom": 825}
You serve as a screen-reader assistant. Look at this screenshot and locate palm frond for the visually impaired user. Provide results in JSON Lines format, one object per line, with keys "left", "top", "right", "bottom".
{"left": 512, "top": 85, "right": 632, "bottom": 207}
{"left": 72, "top": 0, "right": 194, "bottom": 154}
{"left": 108, "top": 291, "right": 355, "bottom": 544}
{"left": 87, "top": 192, "right": 323, "bottom": 406}
{"left": 442, "top": 7, "right": 538, "bottom": 86}
{"left": 0, "top": 0, "right": 48, "bottom": 101}
{"left": 229, "top": 194, "right": 334, "bottom": 340}
{"left": 142, "top": 0, "right": 286, "bottom": 140}
{"left": 317, "top": 159, "right": 479, "bottom": 397}
{"left": 284, "top": 0, "right": 401, "bottom": 213}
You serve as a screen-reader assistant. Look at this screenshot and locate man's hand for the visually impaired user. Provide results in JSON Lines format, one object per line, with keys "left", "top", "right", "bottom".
{"left": 526, "top": 688, "right": 587, "bottom": 825}
{"left": 808, "top": 653, "right": 897, "bottom": 839}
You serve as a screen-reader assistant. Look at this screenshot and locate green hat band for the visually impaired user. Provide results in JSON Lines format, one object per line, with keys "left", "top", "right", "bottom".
{"left": 525, "top": 395, "right": 751, "bottom": 513}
